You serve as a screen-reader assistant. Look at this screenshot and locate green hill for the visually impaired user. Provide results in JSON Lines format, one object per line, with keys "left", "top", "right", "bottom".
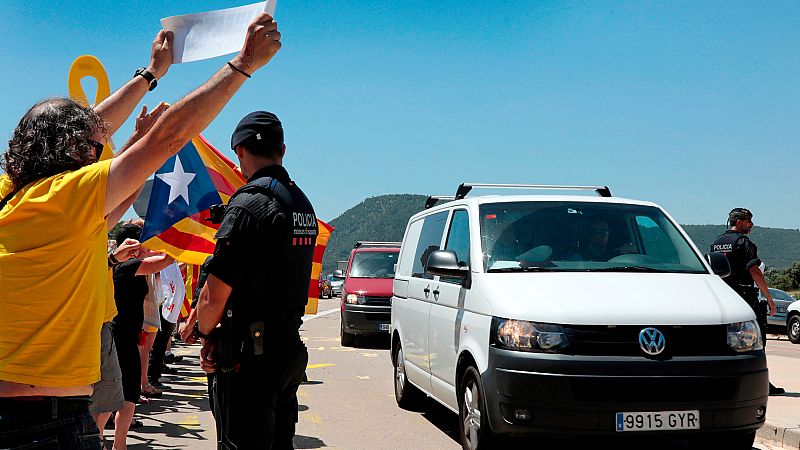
{"left": 322, "top": 195, "right": 800, "bottom": 272}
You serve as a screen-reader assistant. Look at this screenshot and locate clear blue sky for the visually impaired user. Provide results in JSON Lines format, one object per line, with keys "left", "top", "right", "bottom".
{"left": 1, "top": 1, "right": 798, "bottom": 228}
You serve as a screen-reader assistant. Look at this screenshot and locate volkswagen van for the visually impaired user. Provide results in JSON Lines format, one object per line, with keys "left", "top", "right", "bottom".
{"left": 390, "top": 183, "right": 767, "bottom": 449}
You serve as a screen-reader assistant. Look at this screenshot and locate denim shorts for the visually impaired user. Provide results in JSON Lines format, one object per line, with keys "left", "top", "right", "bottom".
{"left": 0, "top": 405, "right": 101, "bottom": 449}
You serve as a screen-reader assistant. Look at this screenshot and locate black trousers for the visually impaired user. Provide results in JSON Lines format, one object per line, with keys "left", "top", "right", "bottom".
{"left": 148, "top": 315, "right": 177, "bottom": 382}
{"left": 214, "top": 339, "right": 308, "bottom": 450}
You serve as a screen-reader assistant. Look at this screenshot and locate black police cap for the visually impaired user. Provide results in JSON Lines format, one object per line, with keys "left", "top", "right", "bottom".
{"left": 728, "top": 208, "right": 753, "bottom": 224}
{"left": 230, "top": 111, "right": 284, "bottom": 151}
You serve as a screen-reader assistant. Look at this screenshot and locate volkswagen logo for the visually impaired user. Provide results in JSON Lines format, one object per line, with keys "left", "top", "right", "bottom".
{"left": 639, "top": 327, "right": 666, "bottom": 356}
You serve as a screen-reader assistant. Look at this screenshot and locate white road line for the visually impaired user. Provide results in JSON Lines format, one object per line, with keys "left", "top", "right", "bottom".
{"left": 302, "top": 307, "right": 339, "bottom": 322}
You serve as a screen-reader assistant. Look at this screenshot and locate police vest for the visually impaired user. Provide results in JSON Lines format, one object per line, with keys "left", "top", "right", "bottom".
{"left": 710, "top": 231, "right": 753, "bottom": 287}
{"left": 223, "top": 174, "right": 317, "bottom": 327}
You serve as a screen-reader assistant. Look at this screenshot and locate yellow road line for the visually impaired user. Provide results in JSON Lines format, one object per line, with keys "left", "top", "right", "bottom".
{"left": 307, "top": 363, "right": 335, "bottom": 369}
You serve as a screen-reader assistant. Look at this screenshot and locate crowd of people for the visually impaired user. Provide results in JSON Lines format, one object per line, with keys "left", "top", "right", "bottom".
{"left": 0, "top": 12, "right": 301, "bottom": 450}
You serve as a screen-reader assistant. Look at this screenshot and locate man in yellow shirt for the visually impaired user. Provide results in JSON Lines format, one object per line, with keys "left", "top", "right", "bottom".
{"left": 0, "top": 13, "right": 282, "bottom": 448}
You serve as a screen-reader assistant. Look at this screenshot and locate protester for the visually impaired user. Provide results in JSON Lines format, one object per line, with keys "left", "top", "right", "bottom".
{"left": 711, "top": 208, "right": 785, "bottom": 396}
{"left": 0, "top": 13, "right": 281, "bottom": 447}
{"left": 111, "top": 223, "right": 174, "bottom": 449}
{"left": 196, "top": 112, "right": 316, "bottom": 449}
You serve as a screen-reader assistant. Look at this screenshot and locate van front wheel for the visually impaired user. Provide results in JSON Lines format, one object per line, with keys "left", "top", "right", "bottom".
{"left": 788, "top": 315, "right": 800, "bottom": 344}
{"left": 459, "top": 366, "right": 497, "bottom": 450}
{"left": 393, "top": 345, "right": 424, "bottom": 409}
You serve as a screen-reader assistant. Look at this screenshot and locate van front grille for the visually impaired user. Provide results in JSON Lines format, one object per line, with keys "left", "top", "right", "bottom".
{"left": 571, "top": 376, "right": 737, "bottom": 402}
{"left": 563, "top": 325, "right": 732, "bottom": 357}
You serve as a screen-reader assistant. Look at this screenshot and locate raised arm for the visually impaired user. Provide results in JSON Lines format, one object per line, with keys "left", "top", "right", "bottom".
{"left": 105, "top": 14, "right": 281, "bottom": 216}
{"left": 135, "top": 253, "right": 176, "bottom": 276}
{"left": 94, "top": 31, "right": 173, "bottom": 137}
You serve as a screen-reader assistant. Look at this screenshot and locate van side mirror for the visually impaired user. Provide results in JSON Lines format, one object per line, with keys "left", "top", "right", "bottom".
{"left": 333, "top": 269, "right": 345, "bottom": 279}
{"left": 705, "top": 253, "right": 731, "bottom": 278}
{"left": 426, "top": 250, "right": 469, "bottom": 279}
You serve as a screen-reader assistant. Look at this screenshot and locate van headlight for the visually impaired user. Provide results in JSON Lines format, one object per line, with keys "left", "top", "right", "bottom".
{"left": 727, "top": 320, "right": 763, "bottom": 352}
{"left": 345, "top": 294, "right": 359, "bottom": 304}
{"left": 492, "top": 318, "right": 569, "bottom": 353}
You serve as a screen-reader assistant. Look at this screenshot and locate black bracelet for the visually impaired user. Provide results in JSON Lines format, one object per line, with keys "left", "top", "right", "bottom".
{"left": 108, "top": 251, "right": 120, "bottom": 267}
{"left": 227, "top": 61, "right": 251, "bottom": 78}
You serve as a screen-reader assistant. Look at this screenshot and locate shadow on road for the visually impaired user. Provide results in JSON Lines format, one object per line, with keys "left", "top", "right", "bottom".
{"left": 293, "top": 434, "right": 327, "bottom": 449}
{"left": 349, "top": 334, "right": 391, "bottom": 350}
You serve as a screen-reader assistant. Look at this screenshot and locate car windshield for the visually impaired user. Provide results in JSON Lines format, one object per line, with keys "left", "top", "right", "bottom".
{"left": 479, "top": 201, "right": 707, "bottom": 273}
{"left": 769, "top": 289, "right": 795, "bottom": 302}
{"left": 348, "top": 251, "right": 398, "bottom": 278}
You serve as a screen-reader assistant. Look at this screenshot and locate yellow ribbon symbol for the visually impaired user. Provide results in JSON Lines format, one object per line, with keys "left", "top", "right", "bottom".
{"left": 68, "top": 55, "right": 115, "bottom": 160}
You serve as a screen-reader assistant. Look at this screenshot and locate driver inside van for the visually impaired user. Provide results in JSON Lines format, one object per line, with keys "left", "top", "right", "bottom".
{"left": 574, "top": 218, "right": 636, "bottom": 261}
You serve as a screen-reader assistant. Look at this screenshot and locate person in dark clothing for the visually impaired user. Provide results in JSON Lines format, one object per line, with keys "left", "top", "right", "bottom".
{"left": 110, "top": 223, "right": 174, "bottom": 448}
{"left": 196, "top": 112, "right": 315, "bottom": 449}
{"left": 711, "top": 207, "right": 784, "bottom": 396}
{"left": 147, "top": 315, "right": 177, "bottom": 389}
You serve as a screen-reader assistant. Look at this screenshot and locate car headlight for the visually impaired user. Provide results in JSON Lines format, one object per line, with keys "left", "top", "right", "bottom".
{"left": 727, "top": 320, "right": 763, "bottom": 352}
{"left": 492, "top": 318, "right": 569, "bottom": 353}
{"left": 345, "top": 294, "right": 359, "bottom": 304}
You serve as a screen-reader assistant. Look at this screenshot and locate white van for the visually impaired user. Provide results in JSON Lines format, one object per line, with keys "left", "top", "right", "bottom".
{"left": 390, "top": 184, "right": 767, "bottom": 450}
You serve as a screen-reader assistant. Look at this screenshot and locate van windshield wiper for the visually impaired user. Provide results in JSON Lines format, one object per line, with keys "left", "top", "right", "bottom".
{"left": 590, "top": 266, "right": 665, "bottom": 273}
{"left": 487, "top": 266, "right": 553, "bottom": 273}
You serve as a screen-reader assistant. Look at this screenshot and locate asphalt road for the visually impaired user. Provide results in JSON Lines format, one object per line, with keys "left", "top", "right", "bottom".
{"left": 113, "top": 297, "right": 790, "bottom": 449}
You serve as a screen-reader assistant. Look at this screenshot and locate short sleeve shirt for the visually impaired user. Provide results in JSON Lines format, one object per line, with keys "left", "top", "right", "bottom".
{"left": 0, "top": 160, "right": 111, "bottom": 387}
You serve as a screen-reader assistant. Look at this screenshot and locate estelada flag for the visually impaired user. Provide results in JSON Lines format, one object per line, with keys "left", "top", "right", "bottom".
{"left": 140, "top": 136, "right": 244, "bottom": 265}
{"left": 305, "top": 220, "right": 334, "bottom": 315}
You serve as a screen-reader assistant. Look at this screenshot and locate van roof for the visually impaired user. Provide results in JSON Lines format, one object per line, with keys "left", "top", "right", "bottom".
{"left": 414, "top": 194, "right": 661, "bottom": 218}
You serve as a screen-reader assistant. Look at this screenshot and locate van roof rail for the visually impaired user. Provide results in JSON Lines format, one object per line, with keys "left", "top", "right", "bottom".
{"left": 354, "top": 241, "right": 402, "bottom": 248}
{"left": 424, "top": 195, "right": 456, "bottom": 209}
{"left": 454, "top": 183, "right": 612, "bottom": 199}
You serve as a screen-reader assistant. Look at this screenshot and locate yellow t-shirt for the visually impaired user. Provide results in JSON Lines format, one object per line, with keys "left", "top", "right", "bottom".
{"left": 0, "top": 160, "right": 111, "bottom": 387}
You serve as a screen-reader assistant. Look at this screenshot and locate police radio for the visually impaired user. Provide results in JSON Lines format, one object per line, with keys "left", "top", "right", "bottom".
{"left": 207, "top": 204, "right": 227, "bottom": 224}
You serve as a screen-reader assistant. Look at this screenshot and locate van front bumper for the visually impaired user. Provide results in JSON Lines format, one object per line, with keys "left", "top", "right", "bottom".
{"left": 342, "top": 305, "right": 391, "bottom": 335}
{"left": 482, "top": 347, "right": 768, "bottom": 437}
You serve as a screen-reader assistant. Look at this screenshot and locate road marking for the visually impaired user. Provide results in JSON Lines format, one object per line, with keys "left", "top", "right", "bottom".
{"left": 361, "top": 352, "right": 378, "bottom": 357}
{"left": 179, "top": 414, "right": 201, "bottom": 429}
{"left": 307, "top": 363, "right": 335, "bottom": 369}
{"left": 312, "top": 337, "right": 341, "bottom": 342}
{"left": 189, "top": 376, "right": 208, "bottom": 383}
{"left": 357, "top": 375, "right": 371, "bottom": 380}
{"left": 302, "top": 307, "right": 339, "bottom": 322}
{"left": 301, "top": 411, "right": 323, "bottom": 424}
{"left": 297, "top": 389, "right": 308, "bottom": 398}
{"left": 330, "top": 347, "right": 356, "bottom": 352}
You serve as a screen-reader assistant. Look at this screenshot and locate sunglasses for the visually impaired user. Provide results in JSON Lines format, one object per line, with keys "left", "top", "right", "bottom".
{"left": 89, "top": 140, "right": 104, "bottom": 161}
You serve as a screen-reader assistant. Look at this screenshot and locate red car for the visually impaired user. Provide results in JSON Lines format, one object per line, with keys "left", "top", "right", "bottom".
{"left": 340, "top": 241, "right": 400, "bottom": 346}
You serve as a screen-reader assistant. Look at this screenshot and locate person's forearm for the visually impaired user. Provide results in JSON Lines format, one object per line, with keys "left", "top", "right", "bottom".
{"left": 93, "top": 77, "right": 151, "bottom": 137}
{"left": 198, "top": 275, "right": 231, "bottom": 335}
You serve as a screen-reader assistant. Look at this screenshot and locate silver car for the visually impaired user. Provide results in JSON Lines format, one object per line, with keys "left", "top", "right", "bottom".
{"left": 761, "top": 288, "right": 797, "bottom": 328}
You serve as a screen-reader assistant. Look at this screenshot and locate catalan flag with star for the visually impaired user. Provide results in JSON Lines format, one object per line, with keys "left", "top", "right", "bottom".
{"left": 140, "top": 135, "right": 334, "bottom": 314}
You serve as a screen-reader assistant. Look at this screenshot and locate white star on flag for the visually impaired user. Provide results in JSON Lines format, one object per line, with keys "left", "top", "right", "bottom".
{"left": 156, "top": 155, "right": 196, "bottom": 205}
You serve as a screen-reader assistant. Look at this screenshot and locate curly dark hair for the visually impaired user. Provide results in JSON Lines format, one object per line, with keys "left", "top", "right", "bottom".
{"left": 2, "top": 97, "right": 107, "bottom": 189}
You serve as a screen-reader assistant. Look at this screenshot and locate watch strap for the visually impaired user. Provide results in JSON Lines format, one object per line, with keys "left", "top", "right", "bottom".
{"left": 134, "top": 67, "right": 158, "bottom": 91}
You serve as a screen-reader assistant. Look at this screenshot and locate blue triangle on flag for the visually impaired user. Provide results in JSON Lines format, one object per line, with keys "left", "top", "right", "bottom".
{"left": 140, "top": 141, "right": 223, "bottom": 241}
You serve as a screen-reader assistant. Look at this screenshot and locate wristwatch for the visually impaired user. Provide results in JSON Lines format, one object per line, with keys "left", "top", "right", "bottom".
{"left": 194, "top": 321, "right": 214, "bottom": 340}
{"left": 134, "top": 67, "right": 157, "bottom": 91}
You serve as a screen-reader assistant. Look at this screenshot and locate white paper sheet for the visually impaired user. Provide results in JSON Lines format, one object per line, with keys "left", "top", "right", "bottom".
{"left": 161, "top": 1, "right": 276, "bottom": 64}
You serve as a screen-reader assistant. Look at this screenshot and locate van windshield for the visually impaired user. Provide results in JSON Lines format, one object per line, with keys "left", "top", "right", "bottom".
{"left": 479, "top": 202, "right": 707, "bottom": 274}
{"left": 348, "top": 251, "right": 398, "bottom": 278}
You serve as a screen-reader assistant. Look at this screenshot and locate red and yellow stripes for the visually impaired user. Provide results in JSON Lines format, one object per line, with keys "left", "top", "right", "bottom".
{"left": 306, "top": 220, "right": 335, "bottom": 315}
{"left": 194, "top": 136, "right": 246, "bottom": 201}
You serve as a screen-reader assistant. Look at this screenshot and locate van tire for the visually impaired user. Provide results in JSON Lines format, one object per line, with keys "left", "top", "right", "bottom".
{"left": 459, "top": 366, "right": 497, "bottom": 450}
{"left": 788, "top": 315, "right": 800, "bottom": 344}
{"left": 341, "top": 323, "right": 355, "bottom": 347}
{"left": 393, "top": 345, "right": 424, "bottom": 409}
{"left": 688, "top": 431, "right": 755, "bottom": 449}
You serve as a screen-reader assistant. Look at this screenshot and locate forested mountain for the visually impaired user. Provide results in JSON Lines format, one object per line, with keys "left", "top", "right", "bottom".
{"left": 322, "top": 195, "right": 800, "bottom": 272}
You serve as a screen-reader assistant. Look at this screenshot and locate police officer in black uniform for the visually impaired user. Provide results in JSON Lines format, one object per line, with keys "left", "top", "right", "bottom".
{"left": 711, "top": 208, "right": 784, "bottom": 396}
{"left": 195, "top": 111, "right": 317, "bottom": 448}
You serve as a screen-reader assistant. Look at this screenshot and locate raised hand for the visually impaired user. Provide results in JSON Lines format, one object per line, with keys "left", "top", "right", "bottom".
{"left": 148, "top": 30, "right": 174, "bottom": 79}
{"left": 231, "top": 13, "right": 282, "bottom": 75}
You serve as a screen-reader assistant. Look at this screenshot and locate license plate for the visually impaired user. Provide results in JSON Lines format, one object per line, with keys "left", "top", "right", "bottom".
{"left": 379, "top": 323, "right": 391, "bottom": 331}
{"left": 615, "top": 410, "right": 699, "bottom": 432}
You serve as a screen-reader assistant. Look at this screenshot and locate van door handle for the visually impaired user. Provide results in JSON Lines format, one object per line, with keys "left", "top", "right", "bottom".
{"left": 423, "top": 287, "right": 430, "bottom": 298}
{"left": 432, "top": 289, "right": 440, "bottom": 300}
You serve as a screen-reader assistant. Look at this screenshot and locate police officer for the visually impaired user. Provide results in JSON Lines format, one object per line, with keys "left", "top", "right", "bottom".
{"left": 711, "top": 208, "right": 784, "bottom": 396}
{"left": 195, "top": 111, "right": 317, "bottom": 448}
